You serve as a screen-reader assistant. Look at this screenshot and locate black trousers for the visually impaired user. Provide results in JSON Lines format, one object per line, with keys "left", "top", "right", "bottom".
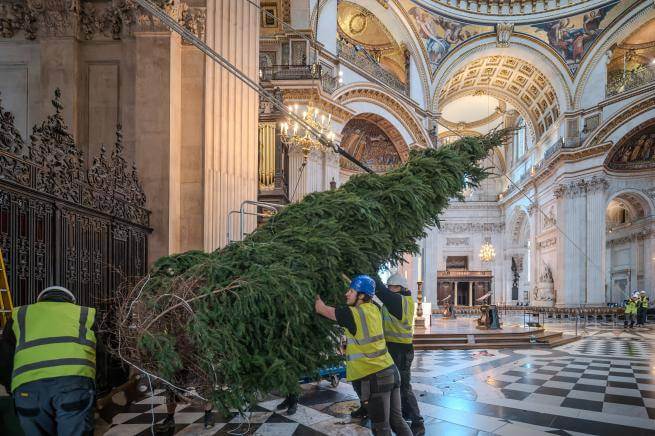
{"left": 352, "top": 365, "right": 412, "bottom": 436}
{"left": 388, "top": 348, "right": 423, "bottom": 423}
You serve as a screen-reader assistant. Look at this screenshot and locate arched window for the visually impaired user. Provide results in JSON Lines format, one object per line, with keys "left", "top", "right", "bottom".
{"left": 513, "top": 116, "right": 526, "bottom": 161}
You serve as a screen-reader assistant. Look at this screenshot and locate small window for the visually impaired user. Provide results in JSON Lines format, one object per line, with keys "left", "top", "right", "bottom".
{"left": 514, "top": 117, "right": 526, "bottom": 161}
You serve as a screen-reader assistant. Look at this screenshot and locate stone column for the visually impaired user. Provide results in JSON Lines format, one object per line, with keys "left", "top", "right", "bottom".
{"left": 585, "top": 177, "right": 609, "bottom": 304}
{"left": 204, "top": 0, "right": 260, "bottom": 249}
{"left": 644, "top": 234, "right": 655, "bottom": 299}
{"left": 554, "top": 180, "right": 587, "bottom": 306}
{"left": 468, "top": 281, "right": 473, "bottom": 306}
{"left": 134, "top": 31, "right": 183, "bottom": 263}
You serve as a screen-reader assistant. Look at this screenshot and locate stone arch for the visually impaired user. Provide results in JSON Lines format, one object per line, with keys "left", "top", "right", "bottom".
{"left": 336, "top": 83, "right": 430, "bottom": 146}
{"left": 314, "top": 0, "right": 431, "bottom": 109}
{"left": 587, "top": 98, "right": 655, "bottom": 151}
{"left": 606, "top": 189, "right": 654, "bottom": 221}
{"left": 339, "top": 113, "right": 409, "bottom": 172}
{"left": 604, "top": 118, "right": 655, "bottom": 173}
{"left": 573, "top": 3, "right": 655, "bottom": 108}
{"left": 432, "top": 35, "right": 573, "bottom": 113}
{"left": 509, "top": 207, "right": 530, "bottom": 247}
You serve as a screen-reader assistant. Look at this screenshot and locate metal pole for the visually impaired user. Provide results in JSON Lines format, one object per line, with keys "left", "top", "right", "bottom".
{"left": 134, "top": 0, "right": 374, "bottom": 174}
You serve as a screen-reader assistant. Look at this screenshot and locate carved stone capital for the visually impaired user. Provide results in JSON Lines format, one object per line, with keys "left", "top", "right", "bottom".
{"left": 440, "top": 222, "right": 505, "bottom": 234}
{"left": 554, "top": 176, "right": 608, "bottom": 199}
{"left": 0, "top": 0, "right": 206, "bottom": 41}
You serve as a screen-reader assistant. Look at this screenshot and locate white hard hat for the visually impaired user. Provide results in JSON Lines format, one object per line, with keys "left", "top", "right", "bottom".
{"left": 37, "top": 286, "right": 76, "bottom": 304}
{"left": 387, "top": 273, "right": 409, "bottom": 289}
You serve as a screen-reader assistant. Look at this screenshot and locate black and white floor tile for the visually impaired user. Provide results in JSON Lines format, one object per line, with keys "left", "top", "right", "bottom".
{"left": 102, "top": 323, "right": 655, "bottom": 436}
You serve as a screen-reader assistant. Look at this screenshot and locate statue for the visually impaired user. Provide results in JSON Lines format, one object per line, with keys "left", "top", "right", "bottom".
{"left": 533, "top": 261, "right": 555, "bottom": 306}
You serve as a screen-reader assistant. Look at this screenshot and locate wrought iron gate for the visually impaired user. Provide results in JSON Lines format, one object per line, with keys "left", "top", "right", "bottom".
{"left": 0, "top": 89, "right": 151, "bottom": 392}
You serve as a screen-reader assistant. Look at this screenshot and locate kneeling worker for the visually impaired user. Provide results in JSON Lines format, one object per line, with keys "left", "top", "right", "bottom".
{"left": 315, "top": 275, "right": 412, "bottom": 436}
{"left": 378, "top": 273, "right": 425, "bottom": 435}
{"left": 0, "top": 286, "right": 96, "bottom": 436}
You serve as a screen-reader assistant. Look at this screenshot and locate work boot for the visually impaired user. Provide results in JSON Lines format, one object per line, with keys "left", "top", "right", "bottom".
{"left": 204, "top": 410, "right": 215, "bottom": 429}
{"left": 153, "top": 414, "right": 175, "bottom": 433}
{"left": 350, "top": 405, "right": 368, "bottom": 420}
{"left": 410, "top": 419, "right": 426, "bottom": 436}
{"left": 286, "top": 400, "right": 298, "bottom": 416}
{"left": 276, "top": 397, "right": 291, "bottom": 410}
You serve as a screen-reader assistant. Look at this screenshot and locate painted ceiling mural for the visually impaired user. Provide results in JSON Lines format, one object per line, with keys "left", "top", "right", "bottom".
{"left": 514, "top": 0, "right": 628, "bottom": 74}
{"left": 400, "top": 0, "right": 493, "bottom": 75}
{"left": 606, "top": 122, "right": 655, "bottom": 171}
{"left": 340, "top": 119, "right": 402, "bottom": 173}
{"left": 398, "top": 0, "right": 632, "bottom": 76}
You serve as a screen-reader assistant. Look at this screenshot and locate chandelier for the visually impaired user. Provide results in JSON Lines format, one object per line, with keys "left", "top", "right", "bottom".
{"left": 479, "top": 238, "right": 496, "bottom": 262}
{"left": 279, "top": 103, "right": 336, "bottom": 160}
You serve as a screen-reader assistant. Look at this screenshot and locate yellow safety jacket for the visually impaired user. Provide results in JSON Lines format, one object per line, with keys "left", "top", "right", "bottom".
{"left": 382, "top": 295, "right": 415, "bottom": 344}
{"left": 11, "top": 302, "right": 96, "bottom": 391}
{"left": 344, "top": 303, "right": 394, "bottom": 381}
{"left": 641, "top": 297, "right": 649, "bottom": 309}
{"left": 625, "top": 300, "right": 637, "bottom": 315}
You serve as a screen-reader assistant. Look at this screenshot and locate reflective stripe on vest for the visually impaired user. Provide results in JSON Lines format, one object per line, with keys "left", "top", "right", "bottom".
{"left": 344, "top": 303, "right": 393, "bottom": 381}
{"left": 11, "top": 302, "right": 96, "bottom": 391}
{"left": 382, "top": 295, "right": 415, "bottom": 344}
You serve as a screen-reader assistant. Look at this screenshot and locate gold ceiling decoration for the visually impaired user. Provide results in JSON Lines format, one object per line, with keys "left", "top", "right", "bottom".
{"left": 420, "top": 0, "right": 601, "bottom": 16}
{"left": 439, "top": 56, "right": 560, "bottom": 138}
{"left": 337, "top": 1, "right": 407, "bottom": 83}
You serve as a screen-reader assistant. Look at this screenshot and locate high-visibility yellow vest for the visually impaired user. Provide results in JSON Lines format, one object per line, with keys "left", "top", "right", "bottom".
{"left": 11, "top": 302, "right": 96, "bottom": 391}
{"left": 641, "top": 297, "right": 649, "bottom": 309}
{"left": 382, "top": 295, "right": 415, "bottom": 344}
{"left": 625, "top": 301, "right": 637, "bottom": 314}
{"left": 344, "top": 303, "right": 393, "bottom": 381}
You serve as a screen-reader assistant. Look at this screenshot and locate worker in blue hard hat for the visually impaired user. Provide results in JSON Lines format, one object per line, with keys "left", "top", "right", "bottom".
{"left": 315, "top": 275, "right": 412, "bottom": 436}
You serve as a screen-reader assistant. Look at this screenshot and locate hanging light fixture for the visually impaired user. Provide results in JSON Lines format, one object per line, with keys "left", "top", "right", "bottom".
{"left": 279, "top": 103, "right": 336, "bottom": 161}
{"left": 479, "top": 237, "right": 496, "bottom": 263}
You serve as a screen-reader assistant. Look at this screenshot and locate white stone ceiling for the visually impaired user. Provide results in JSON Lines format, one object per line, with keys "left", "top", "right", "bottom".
{"left": 439, "top": 56, "right": 560, "bottom": 138}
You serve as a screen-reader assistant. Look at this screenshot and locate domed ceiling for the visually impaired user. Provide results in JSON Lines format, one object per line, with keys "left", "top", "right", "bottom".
{"left": 439, "top": 56, "right": 560, "bottom": 137}
{"left": 398, "top": 0, "right": 633, "bottom": 75}
{"left": 337, "top": 1, "right": 407, "bottom": 83}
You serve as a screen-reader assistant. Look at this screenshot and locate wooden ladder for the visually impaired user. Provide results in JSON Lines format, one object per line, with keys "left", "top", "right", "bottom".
{"left": 0, "top": 248, "right": 13, "bottom": 327}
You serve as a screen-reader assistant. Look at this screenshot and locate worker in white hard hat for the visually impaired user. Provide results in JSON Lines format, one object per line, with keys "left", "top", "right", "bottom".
{"left": 375, "top": 272, "right": 425, "bottom": 435}
{"left": 0, "top": 286, "right": 97, "bottom": 435}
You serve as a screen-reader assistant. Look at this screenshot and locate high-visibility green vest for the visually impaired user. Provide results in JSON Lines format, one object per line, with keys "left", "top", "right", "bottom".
{"left": 11, "top": 302, "right": 96, "bottom": 391}
{"left": 625, "top": 300, "right": 637, "bottom": 314}
{"left": 641, "top": 297, "right": 649, "bottom": 309}
{"left": 382, "top": 295, "right": 415, "bottom": 344}
{"left": 344, "top": 303, "right": 393, "bottom": 381}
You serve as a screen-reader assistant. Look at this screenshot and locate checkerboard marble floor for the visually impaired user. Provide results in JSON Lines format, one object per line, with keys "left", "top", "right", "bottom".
{"left": 101, "top": 323, "right": 655, "bottom": 435}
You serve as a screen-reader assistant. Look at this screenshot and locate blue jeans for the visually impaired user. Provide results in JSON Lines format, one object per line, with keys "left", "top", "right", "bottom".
{"left": 13, "top": 376, "right": 95, "bottom": 436}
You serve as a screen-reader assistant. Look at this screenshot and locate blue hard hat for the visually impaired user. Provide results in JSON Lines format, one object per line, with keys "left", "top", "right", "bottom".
{"left": 349, "top": 275, "right": 375, "bottom": 297}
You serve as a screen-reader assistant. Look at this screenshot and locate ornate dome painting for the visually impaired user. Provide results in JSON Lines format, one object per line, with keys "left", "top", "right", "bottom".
{"left": 515, "top": 0, "right": 629, "bottom": 73}
{"left": 606, "top": 121, "right": 655, "bottom": 171}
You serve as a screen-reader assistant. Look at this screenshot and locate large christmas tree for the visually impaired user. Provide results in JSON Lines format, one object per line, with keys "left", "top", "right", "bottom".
{"left": 114, "top": 131, "right": 507, "bottom": 412}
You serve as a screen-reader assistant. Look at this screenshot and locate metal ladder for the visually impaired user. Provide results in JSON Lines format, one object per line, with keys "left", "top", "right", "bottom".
{"left": 0, "top": 248, "right": 13, "bottom": 327}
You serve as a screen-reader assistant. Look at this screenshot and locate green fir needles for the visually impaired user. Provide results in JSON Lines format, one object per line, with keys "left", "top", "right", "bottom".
{"left": 113, "top": 130, "right": 508, "bottom": 413}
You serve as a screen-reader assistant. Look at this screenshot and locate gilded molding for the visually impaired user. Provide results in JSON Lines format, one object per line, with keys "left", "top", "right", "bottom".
{"left": 337, "top": 87, "right": 428, "bottom": 146}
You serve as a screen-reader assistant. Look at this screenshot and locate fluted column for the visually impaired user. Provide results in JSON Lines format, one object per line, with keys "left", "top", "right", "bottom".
{"left": 204, "top": 0, "right": 260, "bottom": 248}
{"left": 554, "top": 180, "right": 587, "bottom": 306}
{"left": 585, "top": 177, "right": 609, "bottom": 304}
